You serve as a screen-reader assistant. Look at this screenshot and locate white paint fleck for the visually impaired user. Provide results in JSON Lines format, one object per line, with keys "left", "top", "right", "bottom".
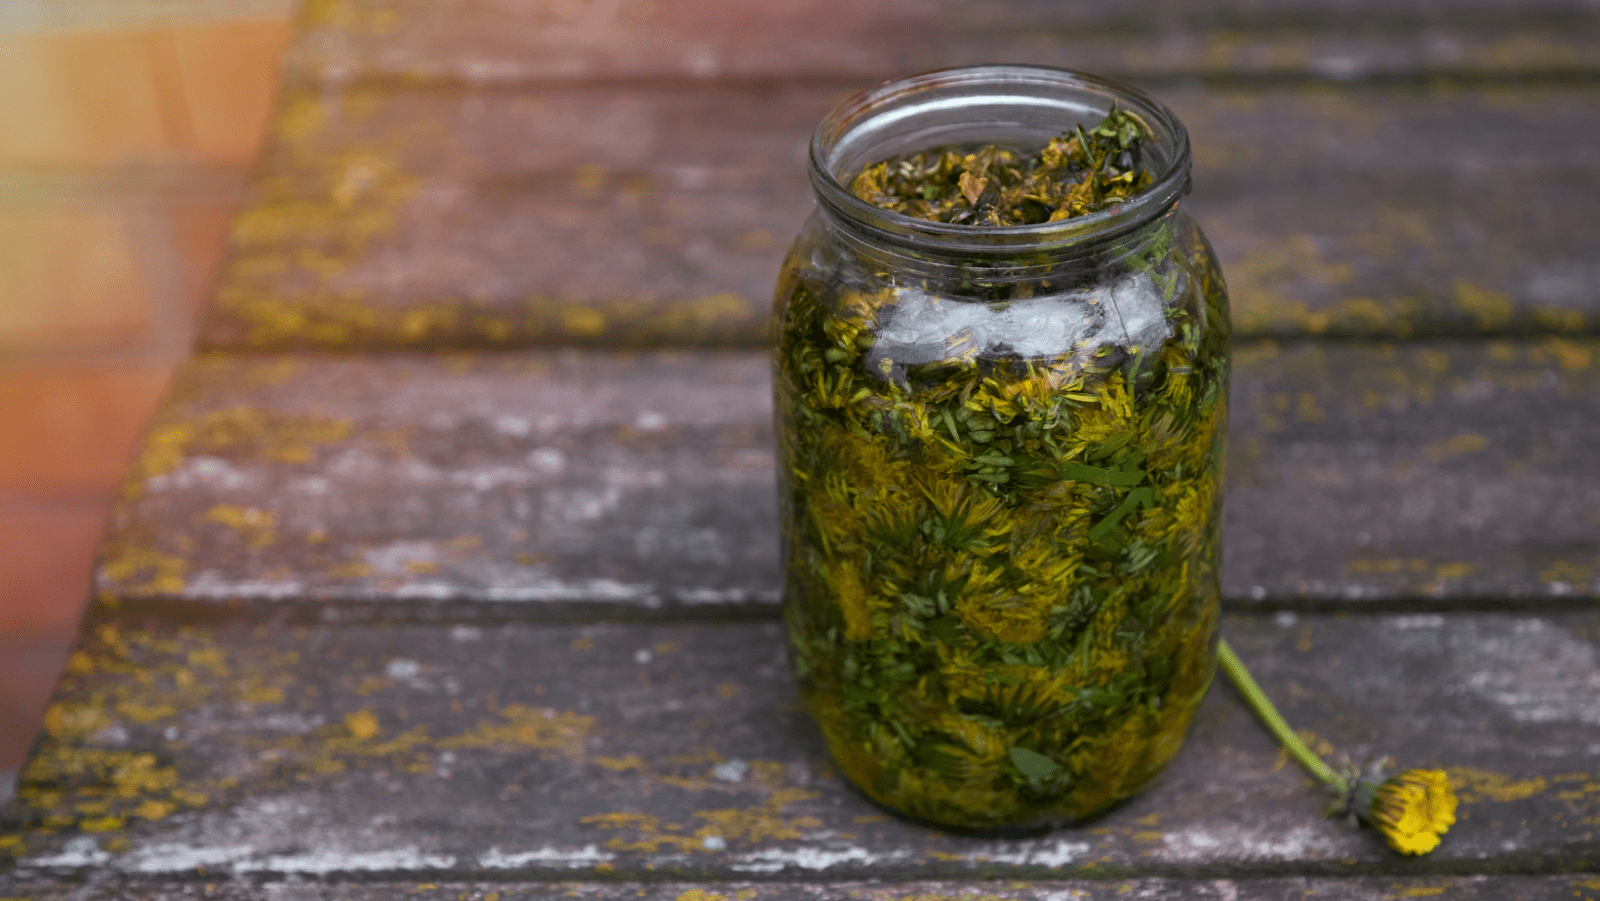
{"left": 635, "top": 412, "right": 667, "bottom": 431}
{"left": 179, "top": 571, "right": 305, "bottom": 600}
{"left": 1391, "top": 615, "right": 1444, "bottom": 629}
{"left": 24, "top": 836, "right": 109, "bottom": 869}
{"left": 1249, "top": 585, "right": 1267, "bottom": 600}
{"left": 675, "top": 587, "right": 776, "bottom": 605}
{"left": 972, "top": 838, "right": 1092, "bottom": 868}
{"left": 144, "top": 456, "right": 251, "bottom": 493}
{"left": 479, "top": 844, "right": 615, "bottom": 869}
{"left": 561, "top": 486, "right": 624, "bottom": 521}
{"left": 235, "top": 847, "right": 456, "bottom": 874}
{"left": 392, "top": 581, "right": 464, "bottom": 600}
{"left": 363, "top": 541, "right": 439, "bottom": 576}
{"left": 451, "top": 465, "right": 533, "bottom": 491}
{"left": 164, "top": 726, "right": 179, "bottom": 740}
{"left": 1158, "top": 824, "right": 1338, "bottom": 863}
{"left": 712, "top": 759, "right": 749, "bottom": 782}
{"left": 1460, "top": 618, "right": 1600, "bottom": 725}
{"left": 292, "top": 476, "right": 331, "bottom": 494}
{"left": 494, "top": 415, "right": 532, "bottom": 437}
{"left": 702, "top": 835, "right": 727, "bottom": 851}
{"left": 1272, "top": 611, "right": 1296, "bottom": 628}
{"left": 479, "top": 577, "right": 655, "bottom": 603}
{"left": 326, "top": 447, "right": 389, "bottom": 479}
{"left": 529, "top": 447, "right": 566, "bottom": 472}
{"left": 1310, "top": 54, "right": 1363, "bottom": 78}
{"left": 178, "top": 565, "right": 710, "bottom": 608}
{"left": 256, "top": 712, "right": 323, "bottom": 734}
{"left": 1527, "top": 263, "right": 1600, "bottom": 306}
{"left": 386, "top": 658, "right": 420, "bottom": 680}
{"left": 397, "top": 459, "right": 439, "bottom": 482}
{"left": 121, "top": 843, "right": 257, "bottom": 874}
{"left": 1168, "top": 830, "right": 1218, "bottom": 850}
{"left": 669, "top": 166, "right": 713, "bottom": 191}
{"left": 728, "top": 844, "right": 914, "bottom": 874}
{"left": 634, "top": 648, "right": 654, "bottom": 665}
{"left": 450, "top": 625, "right": 482, "bottom": 642}
{"left": 94, "top": 724, "right": 129, "bottom": 745}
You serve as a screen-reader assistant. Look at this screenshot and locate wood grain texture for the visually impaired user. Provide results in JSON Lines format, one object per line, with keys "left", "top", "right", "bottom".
{"left": 3, "top": 615, "right": 1597, "bottom": 880}
{"left": 279, "top": 0, "right": 1600, "bottom": 85}
{"left": 200, "top": 85, "right": 1600, "bottom": 350}
{"left": 11, "top": 0, "right": 1600, "bottom": 895}
{"left": 94, "top": 342, "right": 1600, "bottom": 611}
{"left": 3, "top": 877, "right": 1599, "bottom": 900}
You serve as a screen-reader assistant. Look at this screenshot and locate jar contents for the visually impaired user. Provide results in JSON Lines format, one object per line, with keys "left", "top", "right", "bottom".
{"left": 774, "top": 105, "right": 1229, "bottom": 829}
{"left": 850, "top": 107, "right": 1154, "bottom": 226}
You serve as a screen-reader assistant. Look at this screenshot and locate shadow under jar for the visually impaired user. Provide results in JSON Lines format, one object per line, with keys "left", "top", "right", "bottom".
{"left": 772, "top": 66, "right": 1231, "bottom": 831}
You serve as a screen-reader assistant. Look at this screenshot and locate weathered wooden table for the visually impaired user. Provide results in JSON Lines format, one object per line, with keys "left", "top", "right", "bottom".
{"left": 5, "top": 0, "right": 1600, "bottom": 897}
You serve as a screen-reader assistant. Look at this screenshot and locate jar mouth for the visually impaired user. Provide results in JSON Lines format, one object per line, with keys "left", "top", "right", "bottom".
{"left": 809, "top": 65, "right": 1191, "bottom": 254}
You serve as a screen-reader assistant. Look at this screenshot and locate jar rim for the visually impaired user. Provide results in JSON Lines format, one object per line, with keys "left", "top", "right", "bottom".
{"left": 809, "top": 65, "right": 1192, "bottom": 254}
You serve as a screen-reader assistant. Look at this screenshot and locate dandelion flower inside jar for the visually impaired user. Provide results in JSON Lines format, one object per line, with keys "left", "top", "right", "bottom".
{"left": 772, "top": 66, "right": 1230, "bottom": 830}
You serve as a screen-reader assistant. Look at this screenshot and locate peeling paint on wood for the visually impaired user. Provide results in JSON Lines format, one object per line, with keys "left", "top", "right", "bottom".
{"left": 3, "top": 876, "right": 1599, "bottom": 900}
{"left": 3, "top": 615, "right": 1598, "bottom": 879}
{"left": 94, "top": 344, "right": 1600, "bottom": 609}
{"left": 200, "top": 85, "right": 1600, "bottom": 350}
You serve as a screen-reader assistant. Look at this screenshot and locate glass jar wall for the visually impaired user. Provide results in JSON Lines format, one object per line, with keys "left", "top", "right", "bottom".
{"left": 772, "top": 66, "right": 1231, "bottom": 830}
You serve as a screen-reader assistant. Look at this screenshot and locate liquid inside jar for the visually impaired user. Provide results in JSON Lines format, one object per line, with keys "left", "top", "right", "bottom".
{"left": 775, "top": 71, "right": 1231, "bottom": 829}
{"left": 774, "top": 96, "right": 1230, "bottom": 828}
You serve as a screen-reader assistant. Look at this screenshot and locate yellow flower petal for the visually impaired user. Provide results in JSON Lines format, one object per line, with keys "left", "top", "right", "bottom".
{"left": 1368, "top": 769, "right": 1457, "bottom": 856}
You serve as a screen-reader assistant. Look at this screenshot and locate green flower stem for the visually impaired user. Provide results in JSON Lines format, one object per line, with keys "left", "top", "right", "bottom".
{"left": 1217, "top": 637, "right": 1347, "bottom": 794}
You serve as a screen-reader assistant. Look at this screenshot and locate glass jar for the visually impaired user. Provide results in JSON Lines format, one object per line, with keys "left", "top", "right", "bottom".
{"left": 772, "top": 66, "right": 1230, "bottom": 830}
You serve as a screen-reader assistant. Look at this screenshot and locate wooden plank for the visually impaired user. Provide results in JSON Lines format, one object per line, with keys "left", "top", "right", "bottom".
{"left": 200, "top": 85, "right": 1600, "bottom": 350}
{"left": 279, "top": 0, "right": 1600, "bottom": 84}
{"left": 4, "top": 614, "right": 1598, "bottom": 879}
{"left": 2, "top": 877, "right": 1598, "bottom": 901}
{"left": 94, "top": 341, "right": 1600, "bottom": 610}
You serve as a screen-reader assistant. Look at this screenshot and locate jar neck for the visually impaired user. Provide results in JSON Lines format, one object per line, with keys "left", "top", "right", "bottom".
{"left": 822, "top": 200, "right": 1187, "bottom": 283}
{"left": 808, "top": 66, "right": 1192, "bottom": 269}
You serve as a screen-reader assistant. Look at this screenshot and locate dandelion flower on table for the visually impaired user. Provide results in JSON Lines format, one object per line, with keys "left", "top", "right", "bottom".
{"left": 1350, "top": 767, "right": 1458, "bottom": 855}
{"left": 1216, "top": 638, "right": 1458, "bottom": 856}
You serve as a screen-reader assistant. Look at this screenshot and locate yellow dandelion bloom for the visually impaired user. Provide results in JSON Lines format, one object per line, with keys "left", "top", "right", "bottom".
{"left": 835, "top": 288, "right": 898, "bottom": 331}
{"left": 830, "top": 561, "right": 874, "bottom": 643}
{"left": 953, "top": 590, "right": 1049, "bottom": 645}
{"left": 1220, "top": 639, "right": 1459, "bottom": 857}
{"left": 1363, "top": 769, "right": 1458, "bottom": 856}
